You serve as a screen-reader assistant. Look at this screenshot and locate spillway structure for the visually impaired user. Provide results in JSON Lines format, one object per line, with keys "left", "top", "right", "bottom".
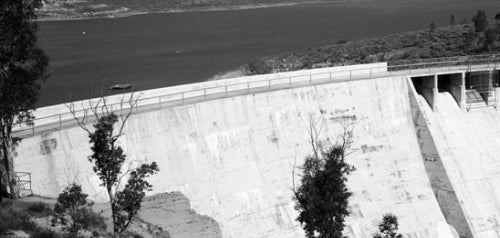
{"left": 10, "top": 55, "right": 500, "bottom": 238}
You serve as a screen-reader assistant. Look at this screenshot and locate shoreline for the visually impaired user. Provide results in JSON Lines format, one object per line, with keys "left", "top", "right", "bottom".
{"left": 36, "top": 0, "right": 362, "bottom": 22}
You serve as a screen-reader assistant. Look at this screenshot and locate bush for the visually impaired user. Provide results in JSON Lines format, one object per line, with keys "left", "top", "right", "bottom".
{"left": 248, "top": 60, "right": 272, "bottom": 75}
{"left": 0, "top": 206, "right": 59, "bottom": 237}
{"left": 51, "top": 184, "right": 106, "bottom": 235}
{"left": 0, "top": 208, "right": 35, "bottom": 232}
{"left": 27, "top": 202, "right": 53, "bottom": 217}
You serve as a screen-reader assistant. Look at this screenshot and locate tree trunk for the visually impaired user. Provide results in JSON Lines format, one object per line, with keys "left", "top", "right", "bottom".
{"left": 107, "top": 185, "right": 117, "bottom": 235}
{"left": 0, "top": 122, "right": 19, "bottom": 199}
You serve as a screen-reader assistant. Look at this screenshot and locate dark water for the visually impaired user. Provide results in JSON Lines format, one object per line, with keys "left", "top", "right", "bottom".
{"left": 37, "top": 0, "right": 500, "bottom": 106}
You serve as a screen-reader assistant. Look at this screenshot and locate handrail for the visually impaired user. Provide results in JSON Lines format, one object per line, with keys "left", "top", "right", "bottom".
{"left": 12, "top": 54, "right": 500, "bottom": 138}
{"left": 15, "top": 172, "right": 32, "bottom": 195}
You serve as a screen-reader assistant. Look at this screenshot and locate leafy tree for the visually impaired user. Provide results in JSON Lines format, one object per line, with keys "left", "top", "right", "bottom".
{"left": 114, "top": 163, "right": 159, "bottom": 233}
{"left": 51, "top": 183, "right": 106, "bottom": 235}
{"left": 373, "top": 214, "right": 402, "bottom": 238}
{"left": 0, "top": 0, "right": 49, "bottom": 200}
{"left": 472, "top": 10, "right": 488, "bottom": 32}
{"left": 449, "top": 14, "right": 456, "bottom": 25}
{"left": 483, "top": 27, "right": 498, "bottom": 51}
{"left": 429, "top": 22, "right": 436, "bottom": 32}
{"left": 293, "top": 128, "right": 355, "bottom": 238}
{"left": 70, "top": 106, "right": 160, "bottom": 235}
{"left": 496, "top": 13, "right": 500, "bottom": 21}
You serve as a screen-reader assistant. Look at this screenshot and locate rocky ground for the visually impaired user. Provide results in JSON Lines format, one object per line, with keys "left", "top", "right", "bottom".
{"left": 0, "top": 192, "right": 221, "bottom": 238}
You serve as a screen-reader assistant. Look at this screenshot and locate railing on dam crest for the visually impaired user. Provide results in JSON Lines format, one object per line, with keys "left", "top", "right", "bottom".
{"left": 13, "top": 54, "right": 500, "bottom": 138}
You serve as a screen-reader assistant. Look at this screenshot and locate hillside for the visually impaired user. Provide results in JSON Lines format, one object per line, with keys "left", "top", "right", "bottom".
{"left": 38, "top": 0, "right": 365, "bottom": 20}
{"left": 239, "top": 21, "right": 500, "bottom": 76}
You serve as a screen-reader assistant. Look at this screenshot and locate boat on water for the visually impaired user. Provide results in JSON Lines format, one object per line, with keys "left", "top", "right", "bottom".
{"left": 108, "top": 83, "right": 133, "bottom": 90}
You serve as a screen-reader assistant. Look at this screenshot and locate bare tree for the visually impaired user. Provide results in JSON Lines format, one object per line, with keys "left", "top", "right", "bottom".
{"left": 66, "top": 92, "right": 137, "bottom": 135}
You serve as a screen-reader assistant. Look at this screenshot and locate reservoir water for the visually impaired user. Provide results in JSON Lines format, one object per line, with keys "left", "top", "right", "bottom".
{"left": 37, "top": 0, "right": 500, "bottom": 106}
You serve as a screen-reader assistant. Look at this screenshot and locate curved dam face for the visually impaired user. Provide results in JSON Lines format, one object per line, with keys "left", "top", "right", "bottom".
{"left": 16, "top": 66, "right": 474, "bottom": 237}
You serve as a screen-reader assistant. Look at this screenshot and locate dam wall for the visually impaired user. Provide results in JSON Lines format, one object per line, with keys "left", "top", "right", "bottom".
{"left": 412, "top": 87, "right": 500, "bottom": 237}
{"left": 13, "top": 68, "right": 455, "bottom": 237}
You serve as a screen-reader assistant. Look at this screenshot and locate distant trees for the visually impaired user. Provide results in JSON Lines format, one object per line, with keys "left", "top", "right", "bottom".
{"left": 69, "top": 97, "right": 159, "bottom": 235}
{"left": 472, "top": 10, "right": 488, "bottom": 32}
{"left": 373, "top": 214, "right": 402, "bottom": 238}
{"left": 465, "top": 28, "right": 476, "bottom": 47}
{"left": 249, "top": 60, "right": 272, "bottom": 75}
{"left": 449, "top": 14, "right": 456, "bottom": 25}
{"left": 293, "top": 120, "right": 355, "bottom": 238}
{"left": 0, "top": 0, "right": 49, "bottom": 201}
{"left": 461, "top": 17, "right": 469, "bottom": 25}
{"left": 484, "top": 27, "right": 498, "bottom": 51}
{"left": 429, "top": 22, "right": 436, "bottom": 32}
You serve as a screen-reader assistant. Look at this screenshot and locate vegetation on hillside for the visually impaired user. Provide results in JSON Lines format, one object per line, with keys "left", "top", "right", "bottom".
{"left": 246, "top": 11, "right": 500, "bottom": 75}
{"left": 1, "top": 199, "right": 60, "bottom": 237}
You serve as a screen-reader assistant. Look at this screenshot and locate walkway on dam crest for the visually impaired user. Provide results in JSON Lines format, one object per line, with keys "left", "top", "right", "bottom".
{"left": 13, "top": 54, "right": 500, "bottom": 138}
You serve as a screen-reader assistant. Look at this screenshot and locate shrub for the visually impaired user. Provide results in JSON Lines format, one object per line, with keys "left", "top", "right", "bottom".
{"left": 0, "top": 206, "right": 59, "bottom": 237}
{"left": 27, "top": 202, "right": 53, "bottom": 217}
{"left": 51, "top": 184, "right": 106, "bottom": 235}
{"left": 249, "top": 60, "right": 272, "bottom": 75}
{"left": 0, "top": 208, "right": 35, "bottom": 232}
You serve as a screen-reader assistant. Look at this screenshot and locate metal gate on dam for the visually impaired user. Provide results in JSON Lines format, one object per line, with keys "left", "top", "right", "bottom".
{"left": 12, "top": 54, "right": 500, "bottom": 238}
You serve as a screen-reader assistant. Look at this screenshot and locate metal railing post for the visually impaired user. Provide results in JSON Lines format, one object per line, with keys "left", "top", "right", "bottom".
{"left": 329, "top": 72, "right": 332, "bottom": 82}
{"left": 159, "top": 97, "right": 162, "bottom": 109}
{"left": 225, "top": 86, "right": 228, "bottom": 97}
{"left": 247, "top": 82, "right": 250, "bottom": 94}
{"left": 32, "top": 125, "right": 34, "bottom": 136}
{"left": 349, "top": 70, "right": 352, "bottom": 80}
{"left": 181, "top": 92, "right": 184, "bottom": 104}
{"left": 268, "top": 80, "right": 271, "bottom": 90}
{"left": 309, "top": 75, "right": 312, "bottom": 85}
{"left": 289, "top": 77, "right": 292, "bottom": 87}
{"left": 59, "top": 114, "right": 62, "bottom": 129}
{"left": 203, "top": 89, "right": 206, "bottom": 100}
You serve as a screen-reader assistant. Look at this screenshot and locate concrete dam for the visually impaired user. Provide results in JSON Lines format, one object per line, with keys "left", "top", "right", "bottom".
{"left": 12, "top": 58, "right": 500, "bottom": 238}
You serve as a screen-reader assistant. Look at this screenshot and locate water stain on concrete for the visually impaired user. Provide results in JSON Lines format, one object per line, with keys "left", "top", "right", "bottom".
{"left": 40, "top": 138, "right": 57, "bottom": 156}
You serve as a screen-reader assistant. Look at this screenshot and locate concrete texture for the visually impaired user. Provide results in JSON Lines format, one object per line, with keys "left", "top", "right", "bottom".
{"left": 14, "top": 71, "right": 453, "bottom": 237}
{"left": 413, "top": 89, "right": 500, "bottom": 238}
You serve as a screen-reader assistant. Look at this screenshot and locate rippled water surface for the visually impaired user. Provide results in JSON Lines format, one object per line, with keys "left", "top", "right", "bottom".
{"left": 38, "top": 0, "right": 500, "bottom": 106}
